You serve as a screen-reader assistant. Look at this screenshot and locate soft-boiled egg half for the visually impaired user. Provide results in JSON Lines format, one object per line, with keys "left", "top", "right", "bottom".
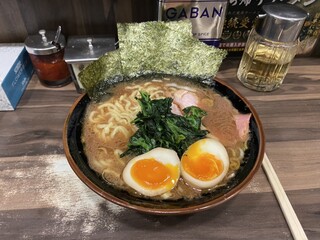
{"left": 122, "top": 147, "right": 180, "bottom": 197}
{"left": 181, "top": 138, "right": 229, "bottom": 189}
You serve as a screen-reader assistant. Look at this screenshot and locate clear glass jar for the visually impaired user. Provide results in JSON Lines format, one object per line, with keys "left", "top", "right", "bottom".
{"left": 28, "top": 49, "right": 71, "bottom": 87}
{"left": 237, "top": 29, "right": 298, "bottom": 92}
{"left": 25, "top": 29, "right": 71, "bottom": 88}
{"left": 236, "top": 3, "right": 308, "bottom": 92}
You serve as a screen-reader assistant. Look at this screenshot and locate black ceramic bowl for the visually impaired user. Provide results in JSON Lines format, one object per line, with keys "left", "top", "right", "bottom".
{"left": 63, "top": 76, "right": 265, "bottom": 215}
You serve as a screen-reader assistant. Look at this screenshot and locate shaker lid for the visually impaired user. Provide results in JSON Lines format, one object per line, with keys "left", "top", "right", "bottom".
{"left": 64, "top": 36, "right": 116, "bottom": 63}
{"left": 24, "top": 29, "right": 66, "bottom": 55}
{"left": 256, "top": 3, "right": 308, "bottom": 42}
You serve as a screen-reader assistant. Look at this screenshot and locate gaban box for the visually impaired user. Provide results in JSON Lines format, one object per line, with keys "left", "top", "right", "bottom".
{"left": 0, "top": 44, "right": 34, "bottom": 111}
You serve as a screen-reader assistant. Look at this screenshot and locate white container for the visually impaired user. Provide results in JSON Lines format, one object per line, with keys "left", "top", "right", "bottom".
{"left": 0, "top": 44, "right": 34, "bottom": 111}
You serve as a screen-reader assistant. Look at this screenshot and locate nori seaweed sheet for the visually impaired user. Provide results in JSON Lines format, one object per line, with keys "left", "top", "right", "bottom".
{"left": 79, "top": 20, "right": 227, "bottom": 100}
{"left": 117, "top": 20, "right": 194, "bottom": 77}
{"left": 118, "top": 20, "right": 227, "bottom": 78}
{"left": 78, "top": 49, "right": 122, "bottom": 97}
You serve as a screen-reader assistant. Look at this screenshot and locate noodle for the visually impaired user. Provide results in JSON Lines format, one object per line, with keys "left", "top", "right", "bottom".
{"left": 229, "top": 157, "right": 241, "bottom": 171}
{"left": 82, "top": 77, "right": 249, "bottom": 200}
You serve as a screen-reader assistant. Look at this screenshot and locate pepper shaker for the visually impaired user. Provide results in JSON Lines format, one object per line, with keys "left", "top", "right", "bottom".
{"left": 237, "top": 3, "right": 308, "bottom": 92}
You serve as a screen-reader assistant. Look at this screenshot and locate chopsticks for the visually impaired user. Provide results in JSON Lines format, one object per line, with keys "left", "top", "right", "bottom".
{"left": 262, "top": 153, "right": 308, "bottom": 240}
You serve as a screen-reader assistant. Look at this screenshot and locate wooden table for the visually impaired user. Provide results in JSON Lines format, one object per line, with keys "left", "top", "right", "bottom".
{"left": 1, "top": 57, "right": 319, "bottom": 239}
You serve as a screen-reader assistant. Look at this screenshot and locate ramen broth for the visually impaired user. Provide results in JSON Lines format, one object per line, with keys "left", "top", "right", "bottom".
{"left": 82, "top": 76, "right": 249, "bottom": 200}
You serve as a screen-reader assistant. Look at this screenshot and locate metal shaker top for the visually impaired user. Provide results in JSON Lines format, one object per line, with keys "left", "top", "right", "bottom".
{"left": 255, "top": 3, "right": 308, "bottom": 42}
{"left": 25, "top": 29, "right": 66, "bottom": 55}
{"left": 64, "top": 36, "right": 115, "bottom": 63}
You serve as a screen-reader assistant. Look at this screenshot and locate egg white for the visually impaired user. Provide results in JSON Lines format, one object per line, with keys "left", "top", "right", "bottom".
{"left": 181, "top": 138, "right": 229, "bottom": 189}
{"left": 122, "top": 147, "right": 180, "bottom": 197}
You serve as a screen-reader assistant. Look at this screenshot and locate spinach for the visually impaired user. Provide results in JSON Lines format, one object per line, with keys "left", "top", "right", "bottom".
{"left": 120, "top": 91, "right": 208, "bottom": 158}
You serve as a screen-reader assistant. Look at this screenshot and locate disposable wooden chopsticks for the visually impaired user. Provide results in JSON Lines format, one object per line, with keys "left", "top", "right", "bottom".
{"left": 262, "top": 153, "right": 308, "bottom": 240}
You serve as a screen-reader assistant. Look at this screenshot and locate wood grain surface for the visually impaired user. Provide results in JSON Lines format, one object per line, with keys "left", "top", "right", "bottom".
{"left": 0, "top": 57, "right": 319, "bottom": 239}
{"left": 0, "top": 0, "right": 157, "bottom": 42}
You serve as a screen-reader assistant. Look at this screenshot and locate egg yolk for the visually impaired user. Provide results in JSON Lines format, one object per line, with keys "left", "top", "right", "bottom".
{"left": 131, "top": 158, "right": 177, "bottom": 190}
{"left": 182, "top": 153, "right": 224, "bottom": 181}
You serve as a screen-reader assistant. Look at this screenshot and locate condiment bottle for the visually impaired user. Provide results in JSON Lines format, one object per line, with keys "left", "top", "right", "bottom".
{"left": 24, "top": 28, "right": 71, "bottom": 87}
{"left": 237, "top": 3, "right": 308, "bottom": 92}
{"left": 64, "top": 36, "right": 115, "bottom": 93}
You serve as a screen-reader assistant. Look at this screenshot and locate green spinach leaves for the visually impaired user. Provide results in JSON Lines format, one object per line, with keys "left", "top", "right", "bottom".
{"left": 120, "top": 92, "right": 208, "bottom": 158}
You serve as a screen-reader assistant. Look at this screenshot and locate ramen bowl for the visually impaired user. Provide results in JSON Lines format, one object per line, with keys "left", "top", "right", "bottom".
{"left": 63, "top": 76, "right": 265, "bottom": 215}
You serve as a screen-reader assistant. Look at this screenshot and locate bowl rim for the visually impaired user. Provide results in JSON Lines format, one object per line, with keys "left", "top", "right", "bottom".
{"left": 63, "top": 76, "right": 265, "bottom": 215}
